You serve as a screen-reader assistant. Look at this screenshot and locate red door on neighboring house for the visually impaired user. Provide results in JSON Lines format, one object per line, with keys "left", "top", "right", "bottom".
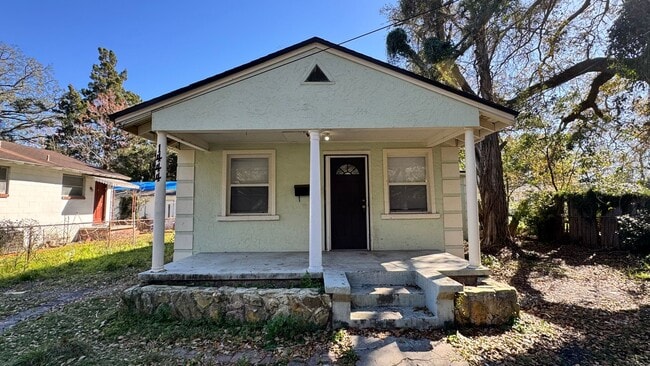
{"left": 93, "top": 182, "right": 107, "bottom": 224}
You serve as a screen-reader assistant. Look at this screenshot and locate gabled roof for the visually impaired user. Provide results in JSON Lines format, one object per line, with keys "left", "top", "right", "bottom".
{"left": 0, "top": 140, "right": 131, "bottom": 180}
{"left": 110, "top": 37, "right": 517, "bottom": 122}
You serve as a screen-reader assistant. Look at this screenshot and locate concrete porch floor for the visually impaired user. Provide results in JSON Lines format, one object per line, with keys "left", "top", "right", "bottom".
{"left": 138, "top": 251, "right": 489, "bottom": 282}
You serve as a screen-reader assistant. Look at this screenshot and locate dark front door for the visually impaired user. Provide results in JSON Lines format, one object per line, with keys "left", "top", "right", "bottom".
{"left": 93, "top": 182, "right": 107, "bottom": 224}
{"left": 330, "top": 157, "right": 368, "bottom": 250}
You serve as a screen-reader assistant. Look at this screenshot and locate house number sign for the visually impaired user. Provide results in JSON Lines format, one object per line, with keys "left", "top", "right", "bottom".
{"left": 154, "top": 144, "right": 162, "bottom": 182}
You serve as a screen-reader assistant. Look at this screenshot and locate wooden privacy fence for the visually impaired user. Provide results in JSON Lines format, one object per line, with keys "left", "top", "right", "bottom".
{"left": 538, "top": 192, "right": 649, "bottom": 249}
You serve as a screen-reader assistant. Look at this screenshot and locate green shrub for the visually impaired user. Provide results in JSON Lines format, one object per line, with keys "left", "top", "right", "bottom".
{"left": 512, "top": 191, "right": 562, "bottom": 240}
{"left": 618, "top": 209, "right": 650, "bottom": 254}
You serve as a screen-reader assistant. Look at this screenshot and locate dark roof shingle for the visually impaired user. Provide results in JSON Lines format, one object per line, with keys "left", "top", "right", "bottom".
{"left": 0, "top": 141, "right": 130, "bottom": 180}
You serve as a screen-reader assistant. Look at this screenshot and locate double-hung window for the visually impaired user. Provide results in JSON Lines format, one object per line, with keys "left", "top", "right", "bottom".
{"left": 221, "top": 150, "right": 277, "bottom": 220}
{"left": 383, "top": 149, "right": 435, "bottom": 217}
{"left": 0, "top": 167, "right": 8, "bottom": 197}
{"left": 62, "top": 174, "right": 84, "bottom": 199}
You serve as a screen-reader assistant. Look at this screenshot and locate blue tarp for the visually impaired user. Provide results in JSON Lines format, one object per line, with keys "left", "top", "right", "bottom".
{"left": 114, "top": 181, "right": 176, "bottom": 193}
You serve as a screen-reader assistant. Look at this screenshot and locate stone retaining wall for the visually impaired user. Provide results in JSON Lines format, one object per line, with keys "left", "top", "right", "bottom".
{"left": 121, "top": 285, "right": 331, "bottom": 326}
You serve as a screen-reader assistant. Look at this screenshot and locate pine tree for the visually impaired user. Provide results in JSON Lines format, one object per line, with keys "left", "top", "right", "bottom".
{"left": 50, "top": 48, "right": 141, "bottom": 171}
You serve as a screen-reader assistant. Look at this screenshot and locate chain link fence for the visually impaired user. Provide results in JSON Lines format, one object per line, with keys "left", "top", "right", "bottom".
{"left": 0, "top": 218, "right": 175, "bottom": 256}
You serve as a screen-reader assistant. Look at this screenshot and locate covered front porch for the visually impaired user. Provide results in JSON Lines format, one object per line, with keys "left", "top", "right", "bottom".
{"left": 138, "top": 250, "right": 490, "bottom": 283}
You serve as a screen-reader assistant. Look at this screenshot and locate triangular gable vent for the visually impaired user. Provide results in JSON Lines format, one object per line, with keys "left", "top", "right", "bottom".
{"left": 305, "top": 65, "right": 330, "bottom": 82}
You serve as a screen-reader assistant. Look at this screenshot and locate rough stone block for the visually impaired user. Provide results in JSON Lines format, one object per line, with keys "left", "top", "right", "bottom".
{"left": 454, "top": 279, "right": 519, "bottom": 326}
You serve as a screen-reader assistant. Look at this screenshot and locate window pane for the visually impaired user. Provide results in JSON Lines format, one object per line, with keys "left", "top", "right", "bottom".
{"left": 62, "top": 175, "right": 83, "bottom": 196}
{"left": 62, "top": 185, "right": 83, "bottom": 197}
{"left": 62, "top": 175, "right": 83, "bottom": 187}
{"left": 231, "top": 158, "right": 268, "bottom": 184}
{"left": 387, "top": 157, "right": 426, "bottom": 183}
{"left": 0, "top": 167, "right": 6, "bottom": 194}
{"left": 389, "top": 185, "right": 427, "bottom": 212}
{"left": 230, "top": 187, "right": 269, "bottom": 213}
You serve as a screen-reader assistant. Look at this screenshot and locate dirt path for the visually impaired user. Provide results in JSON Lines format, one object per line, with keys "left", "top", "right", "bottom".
{"left": 0, "top": 271, "right": 140, "bottom": 335}
{"left": 0, "top": 288, "right": 93, "bottom": 334}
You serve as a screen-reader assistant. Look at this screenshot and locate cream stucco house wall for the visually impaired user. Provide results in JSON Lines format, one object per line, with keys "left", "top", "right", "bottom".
{"left": 112, "top": 38, "right": 517, "bottom": 272}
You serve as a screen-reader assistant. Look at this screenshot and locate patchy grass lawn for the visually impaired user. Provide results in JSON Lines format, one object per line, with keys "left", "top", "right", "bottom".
{"left": 0, "top": 233, "right": 172, "bottom": 285}
{"left": 0, "top": 234, "right": 350, "bottom": 365}
{"left": 0, "top": 233, "right": 174, "bottom": 320}
{"left": 1, "top": 237, "right": 648, "bottom": 365}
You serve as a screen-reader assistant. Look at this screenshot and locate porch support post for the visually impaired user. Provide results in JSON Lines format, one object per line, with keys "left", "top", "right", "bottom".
{"left": 152, "top": 131, "right": 168, "bottom": 272}
{"left": 308, "top": 130, "right": 323, "bottom": 272}
{"left": 465, "top": 128, "right": 481, "bottom": 267}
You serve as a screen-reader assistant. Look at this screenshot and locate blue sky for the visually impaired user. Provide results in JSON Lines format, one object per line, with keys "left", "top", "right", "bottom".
{"left": 2, "top": 0, "right": 396, "bottom": 101}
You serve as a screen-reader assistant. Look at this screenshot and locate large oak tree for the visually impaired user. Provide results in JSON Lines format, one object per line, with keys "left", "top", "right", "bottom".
{"left": 385, "top": 0, "right": 639, "bottom": 251}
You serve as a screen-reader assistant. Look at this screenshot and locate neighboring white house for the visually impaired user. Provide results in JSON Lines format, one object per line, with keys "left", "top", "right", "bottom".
{"left": 0, "top": 141, "right": 138, "bottom": 243}
{"left": 112, "top": 37, "right": 517, "bottom": 271}
{"left": 114, "top": 181, "right": 176, "bottom": 221}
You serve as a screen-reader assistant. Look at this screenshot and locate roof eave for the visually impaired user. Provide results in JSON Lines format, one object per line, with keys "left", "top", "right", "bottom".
{"left": 0, "top": 158, "right": 130, "bottom": 181}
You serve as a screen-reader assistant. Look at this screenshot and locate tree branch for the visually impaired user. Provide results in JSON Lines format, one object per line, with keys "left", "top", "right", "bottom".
{"left": 508, "top": 57, "right": 612, "bottom": 105}
{"left": 561, "top": 69, "right": 616, "bottom": 124}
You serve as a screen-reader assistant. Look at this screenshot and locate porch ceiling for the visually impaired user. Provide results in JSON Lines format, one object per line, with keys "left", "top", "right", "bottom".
{"left": 164, "top": 126, "right": 496, "bottom": 150}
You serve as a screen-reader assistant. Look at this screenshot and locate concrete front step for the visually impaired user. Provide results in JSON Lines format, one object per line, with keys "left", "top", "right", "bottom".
{"left": 350, "top": 285, "right": 426, "bottom": 308}
{"left": 346, "top": 271, "right": 414, "bottom": 287}
{"left": 349, "top": 307, "right": 437, "bottom": 329}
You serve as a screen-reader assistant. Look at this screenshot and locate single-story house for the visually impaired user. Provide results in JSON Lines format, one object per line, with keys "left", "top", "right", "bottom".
{"left": 111, "top": 37, "right": 516, "bottom": 272}
{"left": 0, "top": 141, "right": 138, "bottom": 244}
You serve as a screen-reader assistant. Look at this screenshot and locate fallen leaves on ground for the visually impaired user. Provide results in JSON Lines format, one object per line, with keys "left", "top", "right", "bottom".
{"left": 1, "top": 241, "right": 648, "bottom": 365}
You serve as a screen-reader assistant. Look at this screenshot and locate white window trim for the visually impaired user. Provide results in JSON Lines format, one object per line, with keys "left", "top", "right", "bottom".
{"left": 0, "top": 166, "right": 8, "bottom": 196}
{"left": 217, "top": 150, "right": 278, "bottom": 222}
{"left": 381, "top": 148, "right": 437, "bottom": 219}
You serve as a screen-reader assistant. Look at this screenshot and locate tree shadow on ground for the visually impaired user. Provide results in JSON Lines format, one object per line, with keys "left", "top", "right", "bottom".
{"left": 475, "top": 241, "right": 650, "bottom": 365}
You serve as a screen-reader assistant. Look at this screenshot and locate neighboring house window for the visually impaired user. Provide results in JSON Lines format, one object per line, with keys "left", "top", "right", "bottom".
{"left": 62, "top": 174, "right": 84, "bottom": 198}
{"left": 222, "top": 150, "right": 276, "bottom": 219}
{"left": 0, "top": 166, "right": 8, "bottom": 197}
{"left": 383, "top": 149, "right": 434, "bottom": 214}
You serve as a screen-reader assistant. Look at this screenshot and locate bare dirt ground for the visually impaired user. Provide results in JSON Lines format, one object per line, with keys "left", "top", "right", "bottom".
{"left": 451, "top": 241, "right": 650, "bottom": 365}
{"left": 1, "top": 242, "right": 648, "bottom": 365}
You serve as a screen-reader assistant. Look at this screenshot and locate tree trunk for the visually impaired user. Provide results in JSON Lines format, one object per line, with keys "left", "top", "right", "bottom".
{"left": 472, "top": 16, "right": 513, "bottom": 252}
{"left": 476, "top": 132, "right": 512, "bottom": 252}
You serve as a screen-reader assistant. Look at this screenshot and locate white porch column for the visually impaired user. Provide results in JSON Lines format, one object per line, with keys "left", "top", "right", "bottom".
{"left": 308, "top": 130, "right": 323, "bottom": 272}
{"left": 465, "top": 128, "right": 481, "bottom": 267}
{"left": 152, "top": 131, "right": 168, "bottom": 272}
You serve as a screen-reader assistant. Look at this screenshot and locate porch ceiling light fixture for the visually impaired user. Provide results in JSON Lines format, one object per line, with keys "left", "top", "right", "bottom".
{"left": 323, "top": 132, "right": 331, "bottom": 141}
